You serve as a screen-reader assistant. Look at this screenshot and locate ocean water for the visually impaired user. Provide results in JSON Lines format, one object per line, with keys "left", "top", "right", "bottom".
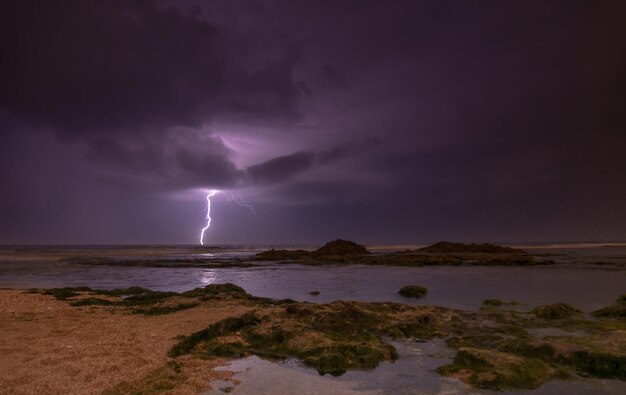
{"left": 0, "top": 244, "right": 624, "bottom": 311}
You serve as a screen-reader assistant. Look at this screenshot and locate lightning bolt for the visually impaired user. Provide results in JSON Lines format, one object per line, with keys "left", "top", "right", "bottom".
{"left": 198, "top": 190, "right": 256, "bottom": 245}
{"left": 226, "top": 191, "right": 257, "bottom": 218}
{"left": 200, "top": 190, "right": 218, "bottom": 245}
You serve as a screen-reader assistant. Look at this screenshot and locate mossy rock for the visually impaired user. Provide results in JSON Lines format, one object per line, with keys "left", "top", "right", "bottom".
{"left": 593, "top": 294, "right": 626, "bottom": 318}
{"left": 592, "top": 305, "right": 626, "bottom": 318}
{"left": 301, "top": 344, "right": 391, "bottom": 376}
{"left": 565, "top": 351, "right": 626, "bottom": 380}
{"left": 499, "top": 341, "right": 557, "bottom": 362}
{"left": 181, "top": 283, "right": 248, "bottom": 298}
{"left": 42, "top": 287, "right": 93, "bottom": 300}
{"left": 398, "top": 285, "right": 428, "bottom": 298}
{"left": 132, "top": 302, "right": 199, "bottom": 316}
{"left": 309, "top": 304, "right": 380, "bottom": 340}
{"left": 483, "top": 299, "right": 523, "bottom": 308}
{"left": 169, "top": 312, "right": 261, "bottom": 357}
{"left": 532, "top": 303, "right": 582, "bottom": 319}
{"left": 438, "top": 347, "right": 558, "bottom": 390}
{"left": 387, "top": 315, "right": 438, "bottom": 340}
{"left": 119, "top": 290, "right": 179, "bottom": 305}
{"left": 167, "top": 302, "right": 407, "bottom": 376}
{"left": 70, "top": 297, "right": 116, "bottom": 306}
{"left": 484, "top": 299, "right": 504, "bottom": 306}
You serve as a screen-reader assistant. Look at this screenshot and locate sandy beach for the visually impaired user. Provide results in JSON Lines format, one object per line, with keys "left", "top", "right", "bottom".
{"left": 0, "top": 290, "right": 249, "bottom": 394}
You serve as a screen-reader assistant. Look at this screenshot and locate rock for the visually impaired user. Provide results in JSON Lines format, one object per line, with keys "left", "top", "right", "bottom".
{"left": 418, "top": 241, "right": 524, "bottom": 254}
{"left": 483, "top": 299, "right": 504, "bottom": 306}
{"left": 532, "top": 303, "right": 582, "bottom": 319}
{"left": 592, "top": 294, "right": 626, "bottom": 318}
{"left": 438, "top": 347, "right": 558, "bottom": 390}
{"left": 254, "top": 239, "right": 369, "bottom": 262}
{"left": 310, "top": 291, "right": 320, "bottom": 296}
{"left": 313, "top": 239, "right": 369, "bottom": 257}
{"left": 398, "top": 285, "right": 428, "bottom": 298}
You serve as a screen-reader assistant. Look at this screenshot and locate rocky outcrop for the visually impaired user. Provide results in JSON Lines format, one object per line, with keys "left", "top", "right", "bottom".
{"left": 312, "top": 239, "right": 370, "bottom": 257}
{"left": 254, "top": 239, "right": 369, "bottom": 262}
{"left": 418, "top": 241, "right": 524, "bottom": 254}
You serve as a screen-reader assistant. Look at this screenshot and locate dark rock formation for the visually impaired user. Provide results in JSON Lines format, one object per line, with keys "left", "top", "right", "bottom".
{"left": 398, "top": 285, "right": 428, "bottom": 298}
{"left": 254, "top": 239, "right": 369, "bottom": 261}
{"left": 532, "top": 303, "right": 582, "bottom": 319}
{"left": 418, "top": 241, "right": 524, "bottom": 254}
{"left": 312, "top": 239, "right": 370, "bottom": 257}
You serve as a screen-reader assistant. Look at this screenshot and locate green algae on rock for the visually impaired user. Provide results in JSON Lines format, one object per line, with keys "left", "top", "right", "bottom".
{"left": 398, "top": 285, "right": 428, "bottom": 298}
{"left": 132, "top": 302, "right": 200, "bottom": 316}
{"left": 438, "top": 347, "right": 561, "bottom": 390}
{"left": 593, "top": 294, "right": 626, "bottom": 318}
{"left": 532, "top": 303, "right": 582, "bottom": 320}
{"left": 42, "top": 286, "right": 94, "bottom": 300}
{"left": 482, "top": 299, "right": 523, "bottom": 308}
{"left": 31, "top": 284, "right": 626, "bottom": 390}
{"left": 169, "top": 301, "right": 451, "bottom": 376}
{"left": 30, "top": 283, "right": 253, "bottom": 315}
{"left": 593, "top": 305, "right": 626, "bottom": 318}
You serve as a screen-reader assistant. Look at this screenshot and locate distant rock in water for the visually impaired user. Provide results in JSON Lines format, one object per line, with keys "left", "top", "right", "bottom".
{"left": 253, "top": 239, "right": 541, "bottom": 266}
{"left": 313, "top": 239, "right": 370, "bottom": 257}
{"left": 254, "top": 239, "right": 369, "bottom": 261}
{"left": 418, "top": 241, "right": 524, "bottom": 254}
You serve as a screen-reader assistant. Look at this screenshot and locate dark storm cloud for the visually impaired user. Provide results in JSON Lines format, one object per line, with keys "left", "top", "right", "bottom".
{"left": 0, "top": 0, "right": 304, "bottom": 137}
{"left": 321, "top": 65, "right": 349, "bottom": 90}
{"left": 246, "top": 145, "right": 352, "bottom": 185}
{"left": 1, "top": 0, "right": 626, "bottom": 244}
{"left": 83, "top": 129, "right": 354, "bottom": 190}
{"left": 247, "top": 151, "right": 316, "bottom": 184}
{"left": 83, "top": 131, "right": 244, "bottom": 188}
{"left": 0, "top": 0, "right": 324, "bottom": 194}
{"left": 1, "top": 0, "right": 219, "bottom": 134}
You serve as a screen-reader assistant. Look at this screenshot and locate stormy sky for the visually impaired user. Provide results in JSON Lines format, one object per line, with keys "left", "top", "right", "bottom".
{"left": 1, "top": 0, "right": 625, "bottom": 245}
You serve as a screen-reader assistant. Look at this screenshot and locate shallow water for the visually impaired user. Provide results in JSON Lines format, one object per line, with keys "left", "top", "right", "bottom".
{"left": 206, "top": 339, "right": 626, "bottom": 395}
{"left": 0, "top": 245, "right": 625, "bottom": 311}
{"left": 206, "top": 339, "right": 464, "bottom": 395}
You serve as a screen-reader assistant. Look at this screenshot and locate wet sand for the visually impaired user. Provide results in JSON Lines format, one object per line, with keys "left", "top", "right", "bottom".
{"left": 0, "top": 290, "right": 249, "bottom": 394}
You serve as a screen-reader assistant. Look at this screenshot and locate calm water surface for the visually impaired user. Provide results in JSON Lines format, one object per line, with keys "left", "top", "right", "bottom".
{"left": 0, "top": 244, "right": 625, "bottom": 311}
